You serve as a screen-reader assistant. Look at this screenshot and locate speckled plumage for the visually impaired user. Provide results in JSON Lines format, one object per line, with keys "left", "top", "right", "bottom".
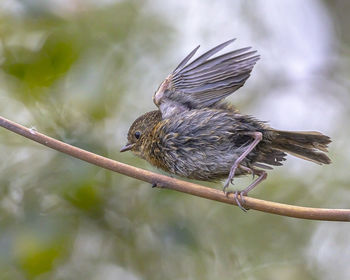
{"left": 121, "top": 39, "right": 331, "bottom": 205}
{"left": 128, "top": 106, "right": 268, "bottom": 180}
{"left": 125, "top": 104, "right": 330, "bottom": 181}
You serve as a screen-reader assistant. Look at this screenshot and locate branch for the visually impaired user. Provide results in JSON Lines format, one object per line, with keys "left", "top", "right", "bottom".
{"left": 0, "top": 115, "right": 349, "bottom": 222}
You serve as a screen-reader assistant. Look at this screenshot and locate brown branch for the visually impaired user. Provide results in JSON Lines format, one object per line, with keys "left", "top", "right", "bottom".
{"left": 0, "top": 115, "right": 349, "bottom": 222}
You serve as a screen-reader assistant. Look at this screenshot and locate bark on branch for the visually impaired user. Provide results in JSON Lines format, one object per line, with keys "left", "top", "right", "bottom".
{"left": 0, "top": 115, "right": 349, "bottom": 221}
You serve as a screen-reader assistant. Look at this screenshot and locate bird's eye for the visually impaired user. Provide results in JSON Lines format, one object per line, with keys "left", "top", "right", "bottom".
{"left": 134, "top": 131, "right": 141, "bottom": 139}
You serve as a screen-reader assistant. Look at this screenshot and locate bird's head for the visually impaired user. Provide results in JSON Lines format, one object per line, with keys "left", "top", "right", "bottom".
{"left": 120, "top": 110, "right": 162, "bottom": 156}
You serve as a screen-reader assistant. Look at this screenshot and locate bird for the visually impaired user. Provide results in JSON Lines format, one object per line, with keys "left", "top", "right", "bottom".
{"left": 120, "top": 39, "right": 331, "bottom": 211}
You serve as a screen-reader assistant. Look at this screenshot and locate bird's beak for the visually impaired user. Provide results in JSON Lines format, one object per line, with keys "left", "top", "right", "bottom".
{"left": 120, "top": 143, "right": 134, "bottom": 152}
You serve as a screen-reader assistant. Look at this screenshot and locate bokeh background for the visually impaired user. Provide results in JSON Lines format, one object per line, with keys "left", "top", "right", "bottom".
{"left": 0, "top": 0, "right": 350, "bottom": 279}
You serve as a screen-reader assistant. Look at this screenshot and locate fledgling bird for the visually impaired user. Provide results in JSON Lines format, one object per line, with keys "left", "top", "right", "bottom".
{"left": 121, "top": 39, "right": 331, "bottom": 211}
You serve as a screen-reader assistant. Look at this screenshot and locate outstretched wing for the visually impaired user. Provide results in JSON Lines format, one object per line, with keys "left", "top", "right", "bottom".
{"left": 153, "top": 39, "right": 260, "bottom": 118}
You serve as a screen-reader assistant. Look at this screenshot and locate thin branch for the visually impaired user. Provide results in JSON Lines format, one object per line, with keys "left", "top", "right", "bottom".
{"left": 0, "top": 115, "right": 349, "bottom": 222}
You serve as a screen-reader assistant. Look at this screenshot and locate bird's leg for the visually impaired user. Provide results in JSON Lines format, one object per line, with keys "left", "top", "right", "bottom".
{"left": 224, "top": 164, "right": 254, "bottom": 191}
{"left": 234, "top": 170, "right": 267, "bottom": 212}
{"left": 240, "top": 165, "right": 255, "bottom": 179}
{"left": 222, "top": 131, "right": 263, "bottom": 193}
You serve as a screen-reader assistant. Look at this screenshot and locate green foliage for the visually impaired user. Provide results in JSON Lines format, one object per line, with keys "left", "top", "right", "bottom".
{"left": 2, "top": 31, "right": 81, "bottom": 96}
{"left": 63, "top": 180, "right": 103, "bottom": 213}
{"left": 14, "top": 231, "right": 66, "bottom": 278}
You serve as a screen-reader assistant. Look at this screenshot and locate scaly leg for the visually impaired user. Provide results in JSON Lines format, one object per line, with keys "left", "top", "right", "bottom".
{"left": 222, "top": 131, "right": 263, "bottom": 193}
{"left": 234, "top": 170, "right": 267, "bottom": 212}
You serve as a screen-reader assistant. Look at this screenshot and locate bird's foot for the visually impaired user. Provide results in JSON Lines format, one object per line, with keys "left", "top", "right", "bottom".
{"left": 225, "top": 190, "right": 249, "bottom": 212}
{"left": 234, "top": 190, "right": 248, "bottom": 212}
{"left": 239, "top": 165, "right": 255, "bottom": 179}
{"left": 223, "top": 164, "right": 254, "bottom": 193}
{"left": 222, "top": 131, "right": 263, "bottom": 191}
{"left": 222, "top": 164, "right": 239, "bottom": 193}
{"left": 225, "top": 169, "right": 267, "bottom": 212}
{"left": 222, "top": 178, "right": 231, "bottom": 194}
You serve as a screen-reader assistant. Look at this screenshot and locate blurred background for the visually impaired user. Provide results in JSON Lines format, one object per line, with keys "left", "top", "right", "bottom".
{"left": 0, "top": 0, "right": 349, "bottom": 279}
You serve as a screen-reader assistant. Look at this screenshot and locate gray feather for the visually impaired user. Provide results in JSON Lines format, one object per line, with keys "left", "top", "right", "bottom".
{"left": 173, "top": 45, "right": 200, "bottom": 73}
{"left": 153, "top": 39, "right": 259, "bottom": 117}
{"left": 179, "top": 39, "right": 236, "bottom": 73}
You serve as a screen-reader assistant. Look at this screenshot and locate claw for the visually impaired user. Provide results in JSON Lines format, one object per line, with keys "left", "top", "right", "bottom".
{"left": 239, "top": 191, "right": 247, "bottom": 204}
{"left": 234, "top": 191, "right": 248, "bottom": 212}
{"left": 251, "top": 169, "right": 256, "bottom": 180}
{"left": 222, "top": 178, "right": 230, "bottom": 194}
{"left": 226, "top": 170, "right": 267, "bottom": 211}
{"left": 225, "top": 191, "right": 248, "bottom": 212}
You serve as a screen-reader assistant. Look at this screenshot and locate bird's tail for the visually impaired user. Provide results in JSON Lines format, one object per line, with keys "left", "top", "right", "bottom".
{"left": 269, "top": 130, "right": 331, "bottom": 165}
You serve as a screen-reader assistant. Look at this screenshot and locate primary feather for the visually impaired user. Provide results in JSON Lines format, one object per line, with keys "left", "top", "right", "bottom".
{"left": 153, "top": 39, "right": 260, "bottom": 118}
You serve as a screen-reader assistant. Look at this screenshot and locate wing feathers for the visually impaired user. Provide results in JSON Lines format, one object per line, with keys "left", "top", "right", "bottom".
{"left": 173, "top": 52, "right": 259, "bottom": 92}
{"left": 153, "top": 39, "right": 259, "bottom": 117}
{"left": 179, "top": 39, "right": 236, "bottom": 73}
{"left": 173, "top": 45, "right": 200, "bottom": 73}
{"left": 181, "top": 47, "right": 252, "bottom": 75}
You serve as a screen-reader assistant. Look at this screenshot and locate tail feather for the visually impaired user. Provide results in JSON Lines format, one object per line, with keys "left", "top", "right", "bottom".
{"left": 270, "top": 130, "right": 331, "bottom": 165}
